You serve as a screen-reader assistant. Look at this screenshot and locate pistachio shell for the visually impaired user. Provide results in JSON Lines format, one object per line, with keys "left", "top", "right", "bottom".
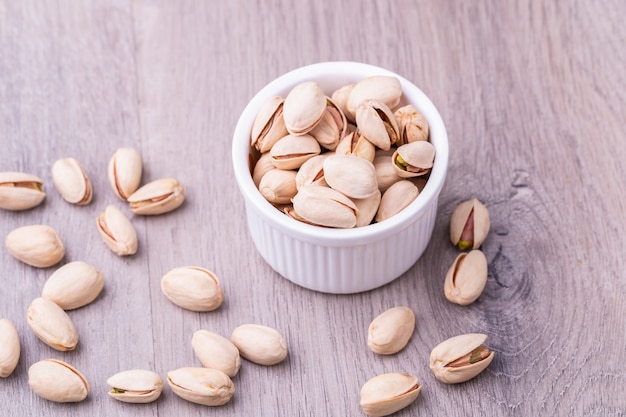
{"left": 373, "top": 155, "right": 402, "bottom": 193}
{"left": 192, "top": 330, "right": 241, "bottom": 377}
{"left": 28, "top": 359, "right": 89, "bottom": 402}
{"left": 295, "top": 154, "right": 329, "bottom": 190}
{"left": 0, "top": 319, "right": 20, "bottom": 378}
{"left": 258, "top": 169, "right": 297, "bottom": 205}
{"left": 0, "top": 172, "right": 46, "bottom": 211}
{"left": 270, "top": 134, "right": 321, "bottom": 170}
{"left": 107, "top": 369, "right": 163, "bottom": 403}
{"left": 231, "top": 324, "right": 288, "bottom": 366}
{"left": 331, "top": 83, "right": 356, "bottom": 123}
{"left": 5, "top": 225, "right": 65, "bottom": 268}
{"left": 323, "top": 154, "right": 378, "bottom": 199}
{"left": 375, "top": 180, "right": 419, "bottom": 223}
{"left": 51, "top": 158, "right": 93, "bottom": 205}
{"left": 127, "top": 178, "right": 185, "bottom": 215}
{"left": 335, "top": 130, "right": 376, "bottom": 162}
{"left": 27, "top": 297, "right": 78, "bottom": 351}
{"left": 355, "top": 99, "right": 400, "bottom": 151}
{"left": 429, "top": 333, "right": 495, "bottom": 384}
{"left": 394, "top": 104, "right": 429, "bottom": 144}
{"left": 251, "top": 96, "right": 289, "bottom": 153}
{"left": 444, "top": 250, "right": 488, "bottom": 305}
{"left": 283, "top": 81, "right": 327, "bottom": 135}
{"left": 41, "top": 261, "right": 105, "bottom": 310}
{"left": 347, "top": 76, "right": 402, "bottom": 116}
{"left": 392, "top": 141, "right": 435, "bottom": 178}
{"left": 167, "top": 367, "right": 234, "bottom": 406}
{"left": 107, "top": 147, "right": 143, "bottom": 200}
{"left": 96, "top": 205, "right": 138, "bottom": 256}
{"left": 450, "top": 198, "right": 490, "bottom": 250}
{"left": 352, "top": 189, "right": 381, "bottom": 227}
{"left": 367, "top": 307, "right": 415, "bottom": 355}
{"left": 252, "top": 152, "right": 274, "bottom": 188}
{"left": 309, "top": 98, "right": 347, "bottom": 150}
{"left": 161, "top": 266, "right": 223, "bottom": 312}
{"left": 360, "top": 372, "right": 421, "bottom": 417}
{"left": 292, "top": 185, "right": 358, "bottom": 228}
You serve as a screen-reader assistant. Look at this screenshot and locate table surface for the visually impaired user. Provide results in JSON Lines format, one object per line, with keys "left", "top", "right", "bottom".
{"left": 1, "top": 1, "right": 625, "bottom": 416}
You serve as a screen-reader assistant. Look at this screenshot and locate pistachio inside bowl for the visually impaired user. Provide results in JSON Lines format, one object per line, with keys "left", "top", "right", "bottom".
{"left": 232, "top": 61, "right": 448, "bottom": 294}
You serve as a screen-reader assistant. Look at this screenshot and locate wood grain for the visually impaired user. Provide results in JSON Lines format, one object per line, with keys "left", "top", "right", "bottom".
{"left": 1, "top": 0, "right": 625, "bottom": 415}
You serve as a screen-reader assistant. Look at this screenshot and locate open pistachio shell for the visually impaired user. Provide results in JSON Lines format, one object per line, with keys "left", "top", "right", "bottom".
{"left": 161, "top": 266, "right": 224, "bottom": 312}
{"left": 335, "top": 130, "right": 376, "bottom": 162}
{"left": 352, "top": 189, "right": 381, "bottom": 227}
{"left": 392, "top": 141, "right": 435, "bottom": 178}
{"left": 450, "top": 198, "right": 490, "bottom": 250}
{"left": 96, "top": 205, "right": 138, "bottom": 256}
{"left": 367, "top": 306, "right": 415, "bottom": 355}
{"left": 295, "top": 154, "right": 329, "bottom": 190}
{"left": 331, "top": 83, "right": 356, "bottom": 123}
{"left": 346, "top": 76, "right": 402, "bottom": 117}
{"left": 270, "top": 134, "right": 321, "bottom": 170}
{"left": 107, "top": 147, "right": 143, "bottom": 200}
{"left": 444, "top": 250, "right": 488, "bottom": 305}
{"left": 258, "top": 169, "right": 297, "bottom": 205}
{"left": 192, "top": 330, "right": 241, "bottom": 377}
{"left": 27, "top": 297, "right": 78, "bottom": 351}
{"left": 0, "top": 172, "right": 46, "bottom": 211}
{"left": 292, "top": 185, "right": 358, "bottom": 228}
{"left": 309, "top": 98, "right": 347, "bottom": 150}
{"left": 0, "top": 319, "right": 20, "bottom": 378}
{"left": 252, "top": 152, "right": 275, "bottom": 188}
{"left": 231, "top": 324, "right": 288, "bottom": 366}
{"left": 375, "top": 180, "right": 419, "bottom": 223}
{"left": 355, "top": 99, "right": 400, "bottom": 151}
{"left": 429, "top": 333, "right": 495, "bottom": 384}
{"left": 51, "top": 158, "right": 93, "bottom": 205}
{"left": 167, "top": 367, "right": 234, "bottom": 406}
{"left": 323, "top": 155, "right": 378, "bottom": 199}
{"left": 29, "top": 359, "right": 89, "bottom": 403}
{"left": 107, "top": 369, "right": 163, "bottom": 403}
{"left": 373, "top": 155, "right": 402, "bottom": 193}
{"left": 283, "top": 81, "right": 327, "bottom": 135}
{"left": 360, "top": 372, "right": 421, "bottom": 417}
{"left": 251, "top": 96, "right": 289, "bottom": 153}
{"left": 127, "top": 178, "right": 185, "bottom": 215}
{"left": 394, "top": 104, "right": 429, "bottom": 144}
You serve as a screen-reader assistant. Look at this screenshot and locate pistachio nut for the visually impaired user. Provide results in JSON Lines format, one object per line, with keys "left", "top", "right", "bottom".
{"left": 252, "top": 152, "right": 274, "bottom": 188}
{"left": 309, "top": 98, "right": 347, "bottom": 150}
{"left": 107, "top": 147, "right": 143, "bottom": 200}
{"left": 292, "top": 185, "right": 358, "bottom": 228}
{"left": 450, "top": 198, "right": 490, "bottom": 250}
{"left": 346, "top": 76, "right": 402, "bottom": 117}
{"left": 270, "top": 134, "right": 321, "bottom": 170}
{"left": 167, "top": 367, "right": 234, "bottom": 406}
{"left": 258, "top": 169, "right": 297, "bottom": 205}
{"left": 295, "top": 154, "right": 328, "bottom": 190}
{"left": 0, "top": 171, "right": 46, "bottom": 211}
{"left": 367, "top": 307, "right": 415, "bottom": 355}
{"left": 27, "top": 297, "right": 78, "bottom": 351}
{"left": 161, "top": 266, "right": 223, "bottom": 312}
{"left": 107, "top": 369, "right": 163, "bottom": 403}
{"left": 355, "top": 99, "right": 400, "bottom": 151}
{"left": 335, "top": 129, "right": 376, "bottom": 162}
{"left": 283, "top": 205, "right": 317, "bottom": 226}
{"left": 28, "top": 359, "right": 89, "bottom": 402}
{"left": 96, "top": 205, "right": 138, "bottom": 256}
{"left": 375, "top": 180, "right": 418, "bottom": 223}
{"left": 444, "top": 250, "right": 488, "bottom": 305}
{"left": 192, "top": 330, "right": 241, "bottom": 377}
{"left": 231, "top": 324, "right": 288, "bottom": 366}
{"left": 430, "top": 333, "right": 495, "bottom": 384}
{"left": 41, "top": 261, "right": 105, "bottom": 310}
{"left": 283, "top": 81, "right": 327, "bottom": 135}
{"left": 127, "top": 178, "right": 185, "bottom": 215}
{"left": 331, "top": 83, "right": 355, "bottom": 123}
{"left": 353, "top": 189, "right": 381, "bottom": 227}
{"left": 392, "top": 141, "right": 435, "bottom": 178}
{"left": 50, "top": 158, "right": 93, "bottom": 205}
{"left": 394, "top": 104, "right": 429, "bottom": 144}
{"left": 0, "top": 319, "right": 20, "bottom": 378}
{"left": 360, "top": 372, "right": 421, "bottom": 417}
{"left": 323, "top": 154, "right": 378, "bottom": 199}
{"left": 373, "top": 155, "right": 402, "bottom": 193}
{"left": 5, "top": 224, "right": 65, "bottom": 268}
{"left": 251, "top": 96, "right": 289, "bottom": 153}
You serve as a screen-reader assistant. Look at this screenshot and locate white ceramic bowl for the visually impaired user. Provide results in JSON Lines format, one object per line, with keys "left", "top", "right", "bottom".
{"left": 232, "top": 62, "right": 448, "bottom": 294}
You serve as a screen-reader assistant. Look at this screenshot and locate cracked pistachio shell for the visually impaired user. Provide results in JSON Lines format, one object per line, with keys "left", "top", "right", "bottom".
{"left": 192, "top": 330, "right": 241, "bottom": 377}
{"left": 0, "top": 172, "right": 46, "bottom": 211}
{"left": 51, "top": 158, "right": 93, "bottom": 205}
{"left": 5, "top": 225, "right": 65, "bottom": 268}
{"left": 309, "top": 98, "right": 347, "bottom": 150}
{"left": 430, "top": 333, "right": 495, "bottom": 384}
{"left": 0, "top": 319, "right": 20, "bottom": 378}
{"left": 394, "top": 104, "right": 429, "bottom": 144}
{"left": 107, "top": 369, "right": 163, "bottom": 403}
{"left": 127, "top": 178, "right": 185, "bottom": 215}
{"left": 258, "top": 169, "right": 297, "bottom": 205}
{"left": 450, "top": 198, "right": 490, "bottom": 250}
{"left": 270, "top": 134, "right": 321, "bottom": 170}
{"left": 161, "top": 266, "right": 223, "bottom": 312}
{"left": 323, "top": 154, "right": 378, "bottom": 199}
{"left": 251, "top": 96, "right": 289, "bottom": 153}
{"left": 353, "top": 189, "right": 381, "bottom": 227}
{"left": 367, "top": 307, "right": 415, "bottom": 355}
{"left": 335, "top": 130, "right": 375, "bottom": 162}
{"left": 283, "top": 81, "right": 327, "bottom": 135}
{"left": 360, "top": 372, "right": 421, "bottom": 417}
{"left": 41, "top": 261, "right": 104, "bottom": 310}
{"left": 295, "top": 154, "right": 328, "bottom": 190}
{"left": 292, "top": 185, "right": 358, "bottom": 228}
{"left": 444, "top": 250, "right": 488, "bottom": 305}
{"left": 392, "top": 141, "right": 435, "bottom": 178}
{"left": 331, "top": 83, "right": 356, "bottom": 123}
{"left": 355, "top": 99, "right": 400, "bottom": 151}
{"left": 27, "top": 297, "right": 78, "bottom": 351}
{"left": 107, "top": 147, "right": 143, "bottom": 200}
{"left": 375, "top": 180, "right": 419, "bottom": 223}
{"left": 96, "top": 205, "right": 138, "bottom": 256}
{"left": 373, "top": 155, "right": 402, "bottom": 193}
{"left": 29, "top": 359, "right": 89, "bottom": 403}
{"left": 252, "top": 152, "right": 274, "bottom": 188}
{"left": 231, "top": 324, "right": 288, "bottom": 366}
{"left": 347, "top": 76, "right": 402, "bottom": 117}
{"left": 167, "top": 367, "right": 234, "bottom": 406}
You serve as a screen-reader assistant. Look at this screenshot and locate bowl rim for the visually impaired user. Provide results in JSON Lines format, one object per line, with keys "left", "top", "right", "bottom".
{"left": 232, "top": 61, "right": 448, "bottom": 246}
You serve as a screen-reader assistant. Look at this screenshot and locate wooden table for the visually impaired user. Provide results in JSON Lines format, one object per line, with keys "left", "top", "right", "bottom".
{"left": 1, "top": 1, "right": 625, "bottom": 415}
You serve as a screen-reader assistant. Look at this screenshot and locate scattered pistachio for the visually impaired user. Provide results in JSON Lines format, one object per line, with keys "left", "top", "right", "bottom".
{"left": 167, "top": 367, "right": 234, "bottom": 406}
{"left": 28, "top": 359, "right": 89, "bottom": 402}
{"left": 96, "top": 205, "right": 138, "bottom": 256}
{"left": 161, "top": 266, "right": 224, "bottom": 312}
{"left": 5, "top": 224, "right": 65, "bottom": 268}
{"left": 0, "top": 319, "right": 20, "bottom": 378}
{"left": 51, "top": 157, "right": 93, "bottom": 205}
{"left": 360, "top": 372, "right": 421, "bottom": 417}
{"left": 367, "top": 306, "right": 415, "bottom": 355}
{"left": 444, "top": 250, "right": 488, "bottom": 305}
{"left": 127, "top": 178, "right": 185, "bottom": 215}
{"left": 0, "top": 171, "right": 46, "bottom": 211}
{"left": 231, "top": 324, "right": 288, "bottom": 366}
{"left": 107, "top": 369, "right": 163, "bottom": 403}
{"left": 450, "top": 198, "right": 490, "bottom": 250}
{"left": 429, "top": 333, "right": 495, "bottom": 384}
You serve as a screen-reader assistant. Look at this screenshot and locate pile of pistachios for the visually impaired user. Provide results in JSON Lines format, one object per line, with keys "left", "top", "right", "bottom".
{"left": 251, "top": 76, "right": 435, "bottom": 228}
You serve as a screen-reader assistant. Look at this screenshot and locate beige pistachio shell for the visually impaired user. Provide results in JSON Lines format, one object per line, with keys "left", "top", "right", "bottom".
{"left": 367, "top": 307, "right": 415, "bottom": 355}
{"left": 0, "top": 319, "right": 20, "bottom": 378}
{"left": 161, "top": 266, "right": 223, "bottom": 312}
{"left": 429, "top": 333, "right": 495, "bottom": 384}
{"left": 355, "top": 99, "right": 400, "bottom": 151}
{"left": 375, "top": 180, "right": 419, "bottom": 223}
{"left": 283, "top": 81, "right": 327, "bottom": 135}
{"left": 107, "top": 369, "right": 163, "bottom": 403}
{"left": 323, "top": 154, "right": 378, "bottom": 199}
{"left": 27, "top": 297, "right": 78, "bottom": 351}
{"left": 107, "top": 147, "right": 143, "bottom": 200}
{"left": 309, "top": 98, "right": 347, "bottom": 150}
{"left": 347, "top": 76, "right": 402, "bottom": 116}
{"left": 394, "top": 104, "right": 429, "bottom": 144}
{"left": 444, "top": 250, "right": 488, "bottom": 305}
{"left": 331, "top": 83, "right": 356, "bottom": 123}
{"left": 192, "top": 330, "right": 241, "bottom": 377}
{"left": 352, "top": 189, "right": 381, "bottom": 227}
{"left": 258, "top": 169, "right": 297, "bottom": 205}
{"left": 5, "top": 225, "right": 65, "bottom": 268}
{"left": 283, "top": 205, "right": 317, "bottom": 226}
{"left": 335, "top": 130, "right": 376, "bottom": 162}
{"left": 127, "top": 178, "right": 185, "bottom": 215}
{"left": 0, "top": 172, "right": 46, "bottom": 211}
{"left": 41, "top": 261, "right": 104, "bottom": 310}
{"left": 292, "top": 185, "right": 358, "bottom": 228}
{"left": 51, "top": 158, "right": 92, "bottom": 205}
{"left": 29, "top": 359, "right": 89, "bottom": 402}
{"left": 251, "top": 96, "right": 289, "bottom": 153}
{"left": 231, "top": 324, "right": 288, "bottom": 366}
{"left": 167, "top": 367, "right": 234, "bottom": 406}
{"left": 96, "top": 205, "right": 138, "bottom": 256}
{"left": 252, "top": 152, "right": 274, "bottom": 188}
{"left": 450, "top": 198, "right": 490, "bottom": 250}
{"left": 392, "top": 141, "right": 435, "bottom": 178}
{"left": 373, "top": 155, "right": 402, "bottom": 193}
{"left": 270, "top": 134, "right": 321, "bottom": 170}
{"left": 295, "top": 154, "right": 328, "bottom": 190}
{"left": 360, "top": 372, "right": 421, "bottom": 417}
